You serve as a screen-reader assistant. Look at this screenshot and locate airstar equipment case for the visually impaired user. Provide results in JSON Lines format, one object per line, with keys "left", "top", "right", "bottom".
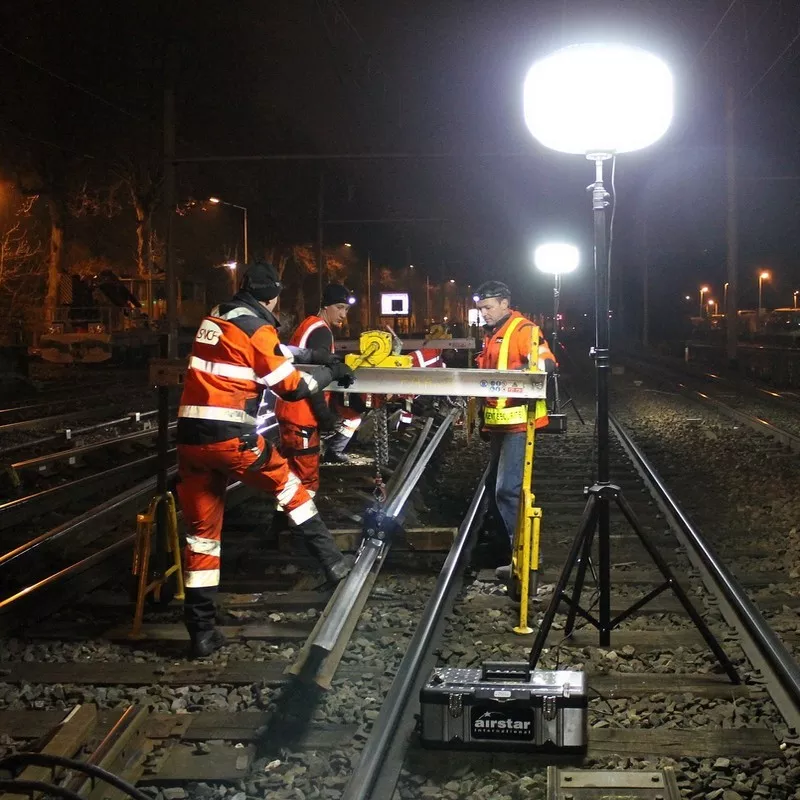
{"left": 420, "top": 662, "right": 587, "bottom": 752}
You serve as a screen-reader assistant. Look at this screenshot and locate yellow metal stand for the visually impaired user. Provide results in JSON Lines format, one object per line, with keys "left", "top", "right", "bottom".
{"left": 511, "top": 403, "right": 543, "bottom": 635}
{"left": 130, "top": 492, "right": 184, "bottom": 639}
{"left": 511, "top": 325, "right": 545, "bottom": 635}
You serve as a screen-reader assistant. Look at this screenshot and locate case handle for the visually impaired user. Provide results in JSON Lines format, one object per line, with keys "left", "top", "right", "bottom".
{"left": 480, "top": 661, "right": 531, "bottom": 681}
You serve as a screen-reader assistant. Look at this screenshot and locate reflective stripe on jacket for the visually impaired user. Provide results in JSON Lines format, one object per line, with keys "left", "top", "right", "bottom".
{"left": 276, "top": 315, "right": 334, "bottom": 429}
{"left": 475, "top": 311, "right": 554, "bottom": 432}
{"left": 177, "top": 292, "right": 322, "bottom": 445}
{"left": 411, "top": 348, "right": 445, "bottom": 369}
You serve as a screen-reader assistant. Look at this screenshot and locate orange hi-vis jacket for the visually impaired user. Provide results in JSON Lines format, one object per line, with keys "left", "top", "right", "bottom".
{"left": 177, "top": 293, "right": 328, "bottom": 445}
{"left": 410, "top": 348, "right": 445, "bottom": 369}
{"left": 275, "top": 315, "right": 334, "bottom": 429}
{"left": 475, "top": 311, "right": 555, "bottom": 433}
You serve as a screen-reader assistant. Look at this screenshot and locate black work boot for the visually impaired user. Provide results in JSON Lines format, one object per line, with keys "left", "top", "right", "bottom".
{"left": 322, "top": 432, "right": 351, "bottom": 464}
{"left": 189, "top": 628, "right": 226, "bottom": 659}
{"left": 296, "top": 514, "right": 347, "bottom": 575}
{"left": 325, "top": 553, "right": 355, "bottom": 585}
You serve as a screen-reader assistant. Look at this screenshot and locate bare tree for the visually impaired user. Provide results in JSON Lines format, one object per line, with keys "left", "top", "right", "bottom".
{"left": 114, "top": 159, "right": 163, "bottom": 278}
{"left": 0, "top": 195, "right": 44, "bottom": 328}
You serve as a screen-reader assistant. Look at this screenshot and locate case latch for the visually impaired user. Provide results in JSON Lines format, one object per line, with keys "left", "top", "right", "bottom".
{"left": 543, "top": 695, "right": 557, "bottom": 721}
{"left": 448, "top": 693, "right": 464, "bottom": 718}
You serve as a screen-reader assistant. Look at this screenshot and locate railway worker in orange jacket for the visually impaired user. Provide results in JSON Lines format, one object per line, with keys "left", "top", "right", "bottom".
{"left": 473, "top": 281, "right": 556, "bottom": 579}
{"left": 176, "top": 262, "right": 355, "bottom": 657}
{"left": 276, "top": 284, "right": 356, "bottom": 493}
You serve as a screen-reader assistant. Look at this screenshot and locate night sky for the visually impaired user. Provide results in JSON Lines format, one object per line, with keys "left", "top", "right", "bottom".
{"left": 2, "top": 0, "right": 800, "bottom": 331}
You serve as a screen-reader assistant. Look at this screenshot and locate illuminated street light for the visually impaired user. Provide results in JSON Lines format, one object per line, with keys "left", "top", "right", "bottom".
{"left": 224, "top": 261, "right": 237, "bottom": 293}
{"left": 699, "top": 285, "right": 710, "bottom": 317}
{"left": 534, "top": 242, "right": 580, "bottom": 414}
{"left": 449, "top": 279, "right": 456, "bottom": 283}
{"left": 758, "top": 270, "right": 771, "bottom": 319}
{"left": 708, "top": 299, "right": 718, "bottom": 316}
{"left": 684, "top": 295, "right": 691, "bottom": 301}
{"left": 344, "top": 242, "right": 352, "bottom": 248}
{"left": 523, "top": 42, "right": 675, "bottom": 657}
{"left": 208, "top": 197, "right": 221, "bottom": 204}
{"left": 723, "top": 282, "right": 729, "bottom": 315}
{"left": 794, "top": 290, "right": 799, "bottom": 309}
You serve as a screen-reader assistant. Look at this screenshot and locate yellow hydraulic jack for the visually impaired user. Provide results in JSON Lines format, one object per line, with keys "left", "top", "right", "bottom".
{"left": 129, "top": 492, "right": 185, "bottom": 639}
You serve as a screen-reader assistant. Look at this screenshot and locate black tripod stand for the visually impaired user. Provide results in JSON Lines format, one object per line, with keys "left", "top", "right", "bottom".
{"left": 528, "top": 154, "right": 738, "bottom": 683}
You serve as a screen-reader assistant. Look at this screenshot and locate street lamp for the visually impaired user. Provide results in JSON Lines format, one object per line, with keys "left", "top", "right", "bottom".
{"left": 758, "top": 270, "right": 770, "bottom": 318}
{"left": 224, "top": 261, "right": 238, "bottom": 294}
{"left": 208, "top": 196, "right": 249, "bottom": 265}
{"left": 534, "top": 242, "right": 580, "bottom": 416}
{"left": 699, "top": 285, "right": 710, "bottom": 317}
{"left": 723, "top": 282, "right": 729, "bottom": 315}
{"left": 708, "top": 298, "right": 717, "bottom": 316}
{"left": 522, "top": 43, "right": 723, "bottom": 671}
{"left": 794, "top": 290, "right": 798, "bottom": 310}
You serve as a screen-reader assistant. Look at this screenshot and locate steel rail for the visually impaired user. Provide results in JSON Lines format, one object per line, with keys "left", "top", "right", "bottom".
{"left": 0, "top": 450, "right": 175, "bottom": 532}
{"left": 10, "top": 422, "right": 175, "bottom": 473}
{"left": 342, "top": 465, "right": 489, "bottom": 800}
{"left": 0, "top": 480, "right": 244, "bottom": 632}
{"left": 0, "top": 468, "right": 177, "bottom": 571}
{"left": 310, "top": 411, "right": 456, "bottom": 657}
{"left": 381, "top": 416, "right": 434, "bottom": 499}
{"left": 619, "top": 354, "right": 800, "bottom": 452}
{"left": 610, "top": 413, "right": 800, "bottom": 730}
{"left": 0, "top": 403, "right": 140, "bottom": 435}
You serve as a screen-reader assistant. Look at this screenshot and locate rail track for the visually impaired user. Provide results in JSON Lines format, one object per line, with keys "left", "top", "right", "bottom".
{"left": 3, "top": 360, "right": 800, "bottom": 798}
{"left": 0, "top": 405, "right": 471, "bottom": 798}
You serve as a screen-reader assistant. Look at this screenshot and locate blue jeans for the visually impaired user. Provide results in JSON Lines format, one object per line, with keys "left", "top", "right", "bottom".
{"left": 487, "top": 431, "right": 526, "bottom": 544}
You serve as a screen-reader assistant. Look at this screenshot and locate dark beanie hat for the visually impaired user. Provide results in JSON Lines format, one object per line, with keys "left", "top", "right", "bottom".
{"left": 322, "top": 283, "right": 354, "bottom": 307}
{"left": 241, "top": 261, "right": 282, "bottom": 301}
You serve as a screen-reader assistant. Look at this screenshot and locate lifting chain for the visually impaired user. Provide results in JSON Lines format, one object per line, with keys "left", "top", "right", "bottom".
{"left": 373, "top": 404, "right": 389, "bottom": 503}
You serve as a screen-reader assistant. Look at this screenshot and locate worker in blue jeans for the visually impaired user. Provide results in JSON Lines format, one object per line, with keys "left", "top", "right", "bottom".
{"left": 474, "top": 281, "right": 555, "bottom": 580}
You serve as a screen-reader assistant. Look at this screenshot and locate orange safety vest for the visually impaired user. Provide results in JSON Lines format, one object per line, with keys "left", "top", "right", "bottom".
{"left": 177, "top": 295, "right": 313, "bottom": 445}
{"left": 475, "top": 311, "right": 553, "bottom": 432}
{"left": 410, "top": 348, "right": 445, "bottom": 369}
{"left": 275, "top": 315, "right": 333, "bottom": 428}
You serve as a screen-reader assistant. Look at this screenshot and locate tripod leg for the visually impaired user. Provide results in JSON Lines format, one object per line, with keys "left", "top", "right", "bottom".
{"left": 564, "top": 520, "right": 596, "bottom": 635}
{"left": 561, "top": 383, "right": 585, "bottom": 425}
{"left": 529, "top": 495, "right": 599, "bottom": 668}
{"left": 614, "top": 492, "right": 740, "bottom": 684}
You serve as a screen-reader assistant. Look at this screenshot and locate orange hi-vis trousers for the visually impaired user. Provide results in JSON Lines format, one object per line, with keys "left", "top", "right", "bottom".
{"left": 177, "top": 435, "right": 318, "bottom": 594}
{"left": 279, "top": 422, "right": 321, "bottom": 495}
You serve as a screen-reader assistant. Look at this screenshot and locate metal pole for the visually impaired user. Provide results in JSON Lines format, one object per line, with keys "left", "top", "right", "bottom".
{"left": 591, "top": 156, "right": 612, "bottom": 646}
{"left": 367, "top": 252, "right": 372, "bottom": 327}
{"left": 317, "top": 173, "right": 325, "bottom": 311}
{"left": 243, "top": 206, "right": 249, "bottom": 266}
{"left": 758, "top": 276, "right": 763, "bottom": 320}
{"left": 425, "top": 274, "right": 430, "bottom": 325}
{"left": 552, "top": 274, "right": 561, "bottom": 410}
{"left": 163, "top": 57, "right": 177, "bottom": 360}
{"left": 724, "top": 282, "right": 729, "bottom": 315}
{"left": 642, "top": 217, "right": 649, "bottom": 348}
{"left": 725, "top": 85, "right": 739, "bottom": 368}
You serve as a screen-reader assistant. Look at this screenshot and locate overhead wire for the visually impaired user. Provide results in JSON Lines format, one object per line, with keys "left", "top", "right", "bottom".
{"left": 743, "top": 26, "right": 800, "bottom": 98}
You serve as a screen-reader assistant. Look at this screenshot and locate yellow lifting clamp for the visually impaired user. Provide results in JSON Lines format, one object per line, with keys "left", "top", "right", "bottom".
{"left": 510, "top": 326, "right": 545, "bottom": 635}
{"left": 344, "top": 330, "right": 413, "bottom": 370}
{"left": 130, "top": 492, "right": 185, "bottom": 639}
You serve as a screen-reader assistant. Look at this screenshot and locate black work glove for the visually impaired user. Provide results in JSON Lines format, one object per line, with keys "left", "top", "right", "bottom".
{"left": 480, "top": 428, "right": 491, "bottom": 442}
{"left": 311, "top": 348, "right": 341, "bottom": 366}
{"left": 329, "top": 361, "right": 355, "bottom": 388}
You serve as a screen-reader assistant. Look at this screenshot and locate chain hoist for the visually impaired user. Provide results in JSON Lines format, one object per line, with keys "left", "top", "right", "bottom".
{"left": 373, "top": 404, "right": 389, "bottom": 502}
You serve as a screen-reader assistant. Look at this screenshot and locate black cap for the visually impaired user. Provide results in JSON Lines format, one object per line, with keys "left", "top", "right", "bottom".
{"left": 240, "top": 261, "right": 282, "bottom": 302}
{"left": 474, "top": 281, "right": 511, "bottom": 302}
{"left": 322, "top": 284, "right": 355, "bottom": 307}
